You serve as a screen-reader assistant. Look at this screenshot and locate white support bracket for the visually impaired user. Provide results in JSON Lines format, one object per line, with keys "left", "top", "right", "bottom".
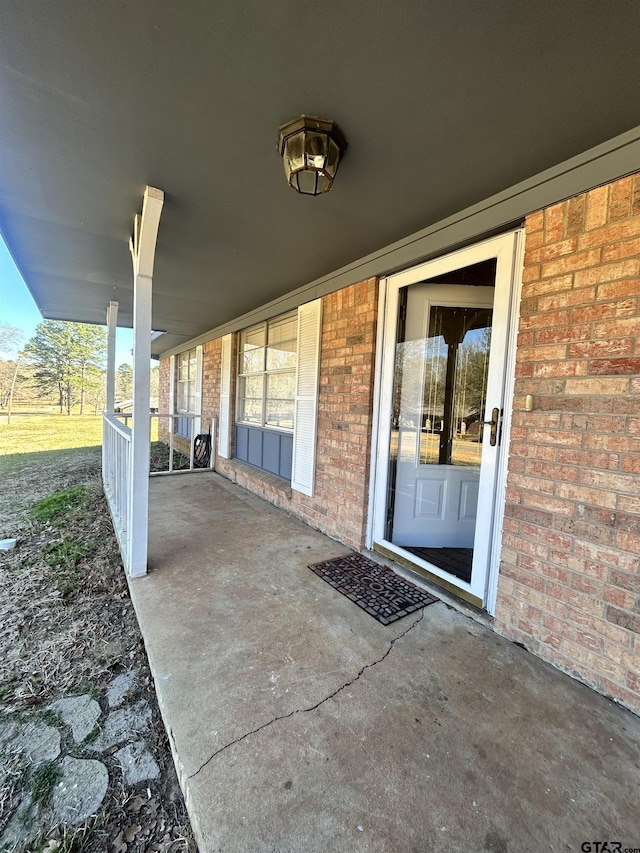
{"left": 127, "top": 186, "right": 164, "bottom": 577}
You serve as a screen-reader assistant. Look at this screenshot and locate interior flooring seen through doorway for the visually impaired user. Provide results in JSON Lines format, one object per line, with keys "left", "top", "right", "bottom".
{"left": 404, "top": 546, "right": 473, "bottom": 583}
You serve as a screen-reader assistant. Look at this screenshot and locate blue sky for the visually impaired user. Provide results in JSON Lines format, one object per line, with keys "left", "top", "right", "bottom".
{"left": 0, "top": 235, "right": 134, "bottom": 364}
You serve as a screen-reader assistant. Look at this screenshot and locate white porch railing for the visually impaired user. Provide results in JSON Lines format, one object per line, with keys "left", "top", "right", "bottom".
{"left": 102, "top": 413, "right": 133, "bottom": 568}
{"left": 150, "top": 413, "right": 217, "bottom": 476}
{"left": 102, "top": 412, "right": 217, "bottom": 574}
{"left": 114, "top": 413, "right": 217, "bottom": 475}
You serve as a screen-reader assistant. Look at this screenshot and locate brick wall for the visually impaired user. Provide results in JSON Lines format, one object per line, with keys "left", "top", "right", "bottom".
{"left": 202, "top": 338, "right": 221, "bottom": 423}
{"left": 215, "top": 279, "right": 378, "bottom": 549}
{"left": 495, "top": 173, "right": 640, "bottom": 714}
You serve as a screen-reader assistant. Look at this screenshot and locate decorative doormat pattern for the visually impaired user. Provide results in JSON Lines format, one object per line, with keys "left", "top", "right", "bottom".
{"left": 308, "top": 552, "right": 438, "bottom": 625}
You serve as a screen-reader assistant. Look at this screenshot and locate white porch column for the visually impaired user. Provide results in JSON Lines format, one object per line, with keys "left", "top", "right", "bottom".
{"left": 106, "top": 300, "right": 118, "bottom": 412}
{"left": 128, "top": 187, "right": 164, "bottom": 578}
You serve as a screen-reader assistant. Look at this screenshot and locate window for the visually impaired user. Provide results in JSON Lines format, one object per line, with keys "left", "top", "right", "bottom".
{"left": 234, "top": 312, "right": 298, "bottom": 479}
{"left": 176, "top": 347, "right": 198, "bottom": 438}
{"left": 237, "top": 313, "right": 297, "bottom": 430}
{"left": 177, "top": 348, "right": 197, "bottom": 413}
{"left": 224, "top": 299, "right": 321, "bottom": 491}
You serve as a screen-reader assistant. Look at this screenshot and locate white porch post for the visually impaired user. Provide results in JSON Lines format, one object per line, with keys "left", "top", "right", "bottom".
{"left": 128, "top": 187, "right": 164, "bottom": 578}
{"left": 106, "top": 300, "right": 118, "bottom": 412}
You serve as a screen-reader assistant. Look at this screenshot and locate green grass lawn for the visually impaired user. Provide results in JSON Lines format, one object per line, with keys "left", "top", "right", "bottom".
{"left": 0, "top": 413, "right": 104, "bottom": 456}
{"left": 0, "top": 414, "right": 174, "bottom": 530}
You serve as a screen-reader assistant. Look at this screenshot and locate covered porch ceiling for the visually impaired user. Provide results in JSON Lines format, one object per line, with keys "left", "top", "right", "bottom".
{"left": 1, "top": 1, "right": 640, "bottom": 355}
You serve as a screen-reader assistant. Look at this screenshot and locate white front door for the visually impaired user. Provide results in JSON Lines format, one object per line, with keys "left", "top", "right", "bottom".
{"left": 372, "top": 233, "right": 521, "bottom": 608}
{"left": 392, "top": 283, "right": 495, "bottom": 549}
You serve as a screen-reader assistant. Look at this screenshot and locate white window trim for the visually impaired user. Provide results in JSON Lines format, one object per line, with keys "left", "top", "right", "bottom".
{"left": 168, "top": 354, "right": 176, "bottom": 444}
{"left": 175, "top": 346, "right": 201, "bottom": 439}
{"left": 218, "top": 334, "right": 232, "bottom": 459}
{"left": 291, "top": 298, "right": 322, "bottom": 496}
{"left": 176, "top": 346, "right": 198, "bottom": 415}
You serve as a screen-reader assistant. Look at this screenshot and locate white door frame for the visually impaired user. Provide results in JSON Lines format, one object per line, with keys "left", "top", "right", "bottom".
{"left": 367, "top": 230, "right": 525, "bottom": 613}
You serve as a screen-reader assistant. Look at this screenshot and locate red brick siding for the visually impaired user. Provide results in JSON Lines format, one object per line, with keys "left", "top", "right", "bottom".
{"left": 495, "top": 173, "right": 640, "bottom": 715}
{"left": 202, "top": 338, "right": 221, "bottom": 423}
{"left": 215, "top": 279, "right": 378, "bottom": 549}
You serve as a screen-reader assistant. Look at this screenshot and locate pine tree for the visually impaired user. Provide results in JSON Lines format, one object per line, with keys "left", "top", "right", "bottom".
{"left": 116, "top": 363, "right": 133, "bottom": 403}
{"left": 24, "top": 321, "right": 107, "bottom": 414}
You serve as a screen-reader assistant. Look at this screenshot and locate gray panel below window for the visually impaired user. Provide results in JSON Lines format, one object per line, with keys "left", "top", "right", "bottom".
{"left": 176, "top": 416, "right": 192, "bottom": 439}
{"left": 262, "top": 430, "right": 281, "bottom": 476}
{"left": 234, "top": 425, "right": 293, "bottom": 480}
{"left": 280, "top": 433, "right": 293, "bottom": 480}
{"left": 235, "top": 425, "right": 249, "bottom": 461}
{"left": 248, "top": 428, "right": 262, "bottom": 467}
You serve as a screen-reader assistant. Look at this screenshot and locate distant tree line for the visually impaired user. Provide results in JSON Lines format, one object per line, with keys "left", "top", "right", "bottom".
{"left": 0, "top": 320, "right": 159, "bottom": 417}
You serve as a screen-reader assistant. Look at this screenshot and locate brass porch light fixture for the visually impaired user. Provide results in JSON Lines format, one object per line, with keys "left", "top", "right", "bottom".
{"left": 278, "top": 115, "right": 347, "bottom": 195}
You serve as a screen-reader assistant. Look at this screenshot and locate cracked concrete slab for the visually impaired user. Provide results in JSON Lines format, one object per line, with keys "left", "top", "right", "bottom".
{"left": 190, "top": 610, "right": 425, "bottom": 780}
{"left": 128, "top": 473, "right": 640, "bottom": 853}
{"left": 189, "top": 605, "right": 640, "bottom": 852}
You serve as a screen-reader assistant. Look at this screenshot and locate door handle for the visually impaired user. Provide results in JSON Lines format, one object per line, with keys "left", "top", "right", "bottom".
{"left": 483, "top": 407, "right": 500, "bottom": 447}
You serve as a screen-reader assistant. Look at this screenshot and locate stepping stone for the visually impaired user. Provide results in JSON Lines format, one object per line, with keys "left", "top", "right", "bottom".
{"left": 115, "top": 741, "right": 160, "bottom": 785}
{"left": 92, "top": 699, "right": 151, "bottom": 751}
{"left": 52, "top": 756, "right": 108, "bottom": 825}
{"left": 0, "top": 720, "right": 61, "bottom": 765}
{"left": 48, "top": 695, "right": 101, "bottom": 742}
{"left": 106, "top": 669, "right": 139, "bottom": 708}
{"left": 0, "top": 794, "right": 40, "bottom": 851}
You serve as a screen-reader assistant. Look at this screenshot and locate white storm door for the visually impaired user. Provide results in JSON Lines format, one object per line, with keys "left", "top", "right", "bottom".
{"left": 373, "top": 232, "right": 520, "bottom": 607}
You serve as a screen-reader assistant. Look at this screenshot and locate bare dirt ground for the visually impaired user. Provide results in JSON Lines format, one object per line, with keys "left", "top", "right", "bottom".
{"left": 0, "top": 447, "right": 197, "bottom": 852}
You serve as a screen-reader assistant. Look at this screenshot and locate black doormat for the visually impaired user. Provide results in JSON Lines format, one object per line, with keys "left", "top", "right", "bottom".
{"left": 308, "top": 552, "right": 438, "bottom": 625}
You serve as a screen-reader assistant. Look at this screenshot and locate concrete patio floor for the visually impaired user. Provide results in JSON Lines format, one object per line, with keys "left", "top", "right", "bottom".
{"left": 128, "top": 472, "right": 640, "bottom": 853}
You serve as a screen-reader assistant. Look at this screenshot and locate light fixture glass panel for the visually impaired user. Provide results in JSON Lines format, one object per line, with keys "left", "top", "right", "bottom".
{"left": 279, "top": 116, "right": 345, "bottom": 194}
{"left": 296, "top": 169, "right": 317, "bottom": 195}
{"left": 285, "top": 134, "right": 305, "bottom": 172}
{"left": 305, "top": 132, "right": 328, "bottom": 169}
{"left": 316, "top": 173, "right": 331, "bottom": 194}
{"left": 326, "top": 139, "right": 340, "bottom": 178}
